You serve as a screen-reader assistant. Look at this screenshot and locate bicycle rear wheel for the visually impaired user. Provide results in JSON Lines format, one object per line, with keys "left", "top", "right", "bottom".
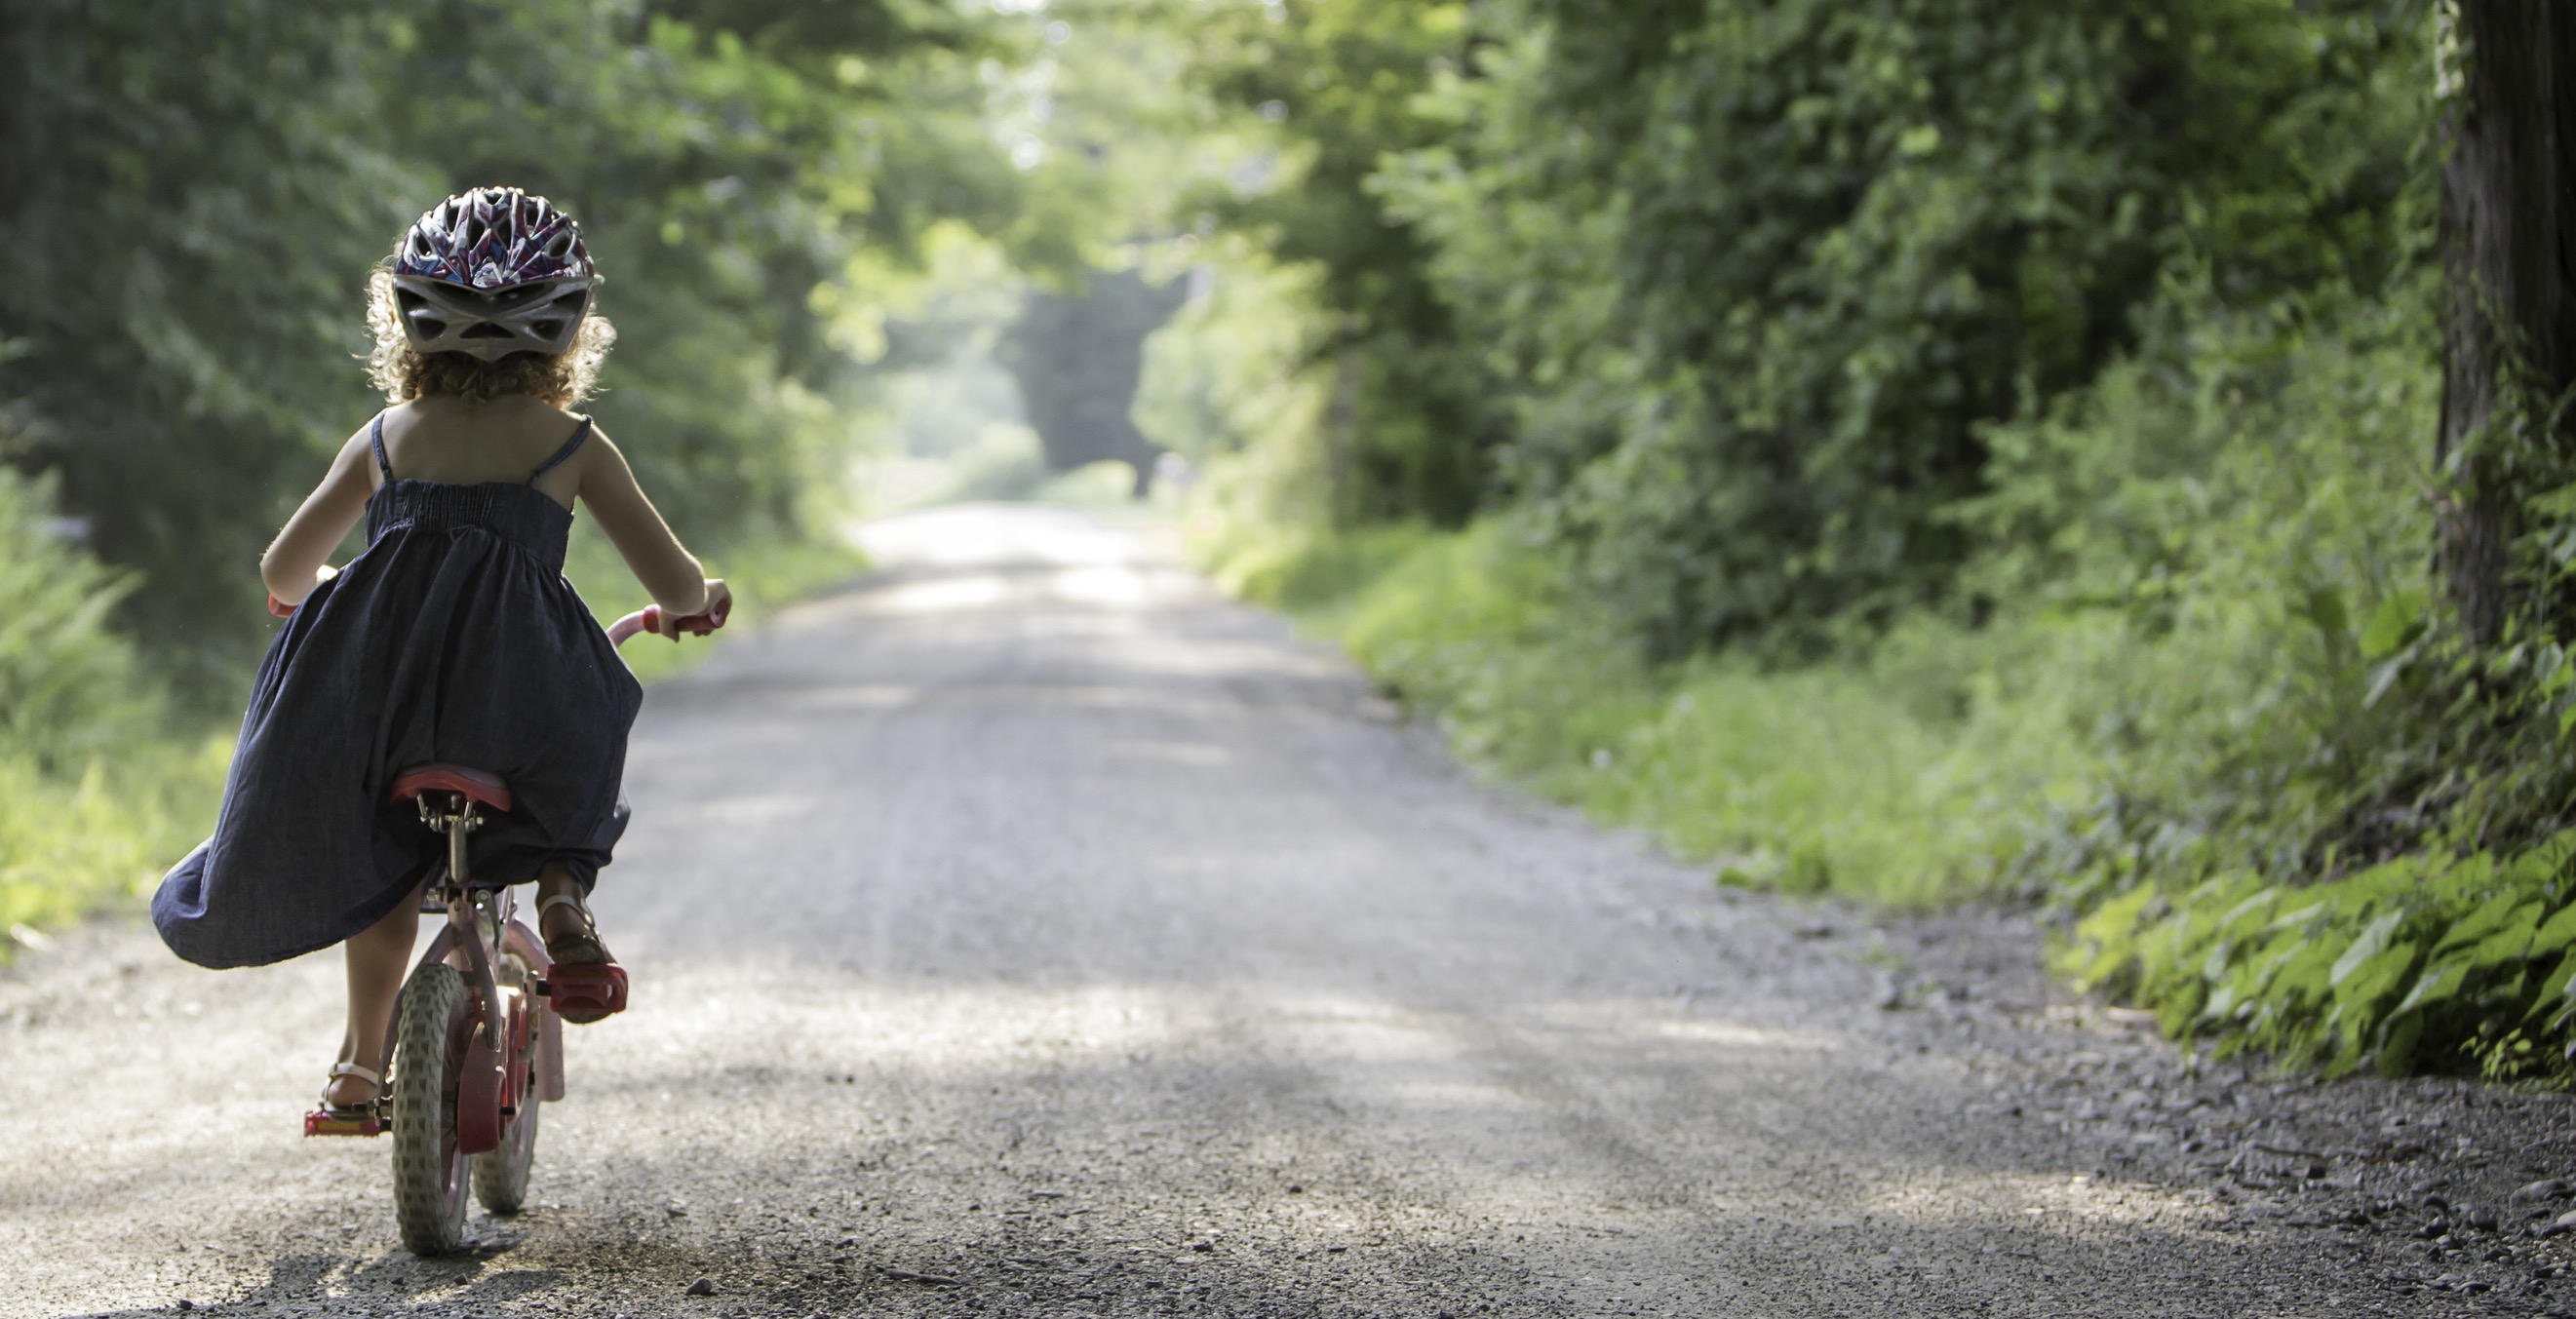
{"left": 391, "top": 962, "right": 473, "bottom": 1255}
{"left": 472, "top": 954, "right": 542, "bottom": 1214}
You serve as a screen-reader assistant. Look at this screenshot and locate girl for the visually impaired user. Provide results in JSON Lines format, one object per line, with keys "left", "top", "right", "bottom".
{"left": 152, "top": 187, "right": 730, "bottom": 1119}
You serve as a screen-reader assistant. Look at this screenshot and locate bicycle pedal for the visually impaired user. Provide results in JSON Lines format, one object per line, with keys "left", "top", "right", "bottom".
{"left": 303, "top": 1109, "right": 385, "bottom": 1138}
{"left": 540, "top": 962, "right": 629, "bottom": 1019}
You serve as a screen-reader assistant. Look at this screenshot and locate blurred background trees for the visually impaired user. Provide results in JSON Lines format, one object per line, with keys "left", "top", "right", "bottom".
{"left": 0, "top": 0, "right": 1027, "bottom": 698}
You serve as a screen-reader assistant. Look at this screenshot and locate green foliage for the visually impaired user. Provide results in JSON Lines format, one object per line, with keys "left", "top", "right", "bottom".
{"left": 0, "top": 0, "right": 1020, "bottom": 701}
{"left": 1375, "top": 0, "right": 2430, "bottom": 654}
{"left": 0, "top": 466, "right": 223, "bottom": 949}
{"left": 0, "top": 1, "right": 424, "bottom": 696}
{"left": 2063, "top": 834, "right": 2576, "bottom": 1082}
{"left": 1965, "top": 286, "right": 2441, "bottom": 893}
{"left": 0, "top": 469, "right": 146, "bottom": 773}
{"left": 1175, "top": 0, "right": 1506, "bottom": 525}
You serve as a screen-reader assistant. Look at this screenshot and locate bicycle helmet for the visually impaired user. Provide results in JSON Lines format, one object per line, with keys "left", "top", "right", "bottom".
{"left": 390, "top": 187, "right": 597, "bottom": 362}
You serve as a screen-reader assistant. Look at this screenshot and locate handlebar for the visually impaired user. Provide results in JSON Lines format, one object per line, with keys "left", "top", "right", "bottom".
{"left": 606, "top": 596, "right": 731, "bottom": 647}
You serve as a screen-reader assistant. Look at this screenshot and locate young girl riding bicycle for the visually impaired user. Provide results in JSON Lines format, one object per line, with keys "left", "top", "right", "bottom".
{"left": 152, "top": 187, "right": 728, "bottom": 1120}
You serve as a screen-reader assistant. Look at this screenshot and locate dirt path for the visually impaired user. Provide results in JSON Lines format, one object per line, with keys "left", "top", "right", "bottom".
{"left": 8, "top": 503, "right": 2576, "bottom": 1318}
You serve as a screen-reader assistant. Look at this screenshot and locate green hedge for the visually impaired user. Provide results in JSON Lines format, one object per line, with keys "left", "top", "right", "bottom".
{"left": 2066, "top": 835, "right": 2576, "bottom": 1082}
{"left": 0, "top": 470, "right": 221, "bottom": 947}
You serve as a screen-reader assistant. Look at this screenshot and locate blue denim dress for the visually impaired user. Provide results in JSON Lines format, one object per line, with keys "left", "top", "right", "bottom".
{"left": 153, "top": 414, "right": 643, "bottom": 969}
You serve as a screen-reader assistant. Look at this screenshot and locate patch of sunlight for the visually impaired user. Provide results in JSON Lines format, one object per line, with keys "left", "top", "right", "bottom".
{"left": 1532, "top": 999, "right": 1844, "bottom": 1055}
{"left": 1869, "top": 1171, "right": 2223, "bottom": 1233}
{"left": 862, "top": 572, "right": 1012, "bottom": 614}
{"left": 808, "top": 683, "right": 919, "bottom": 710}
{"left": 1651, "top": 1019, "right": 1839, "bottom": 1051}
{"left": 854, "top": 504, "right": 1143, "bottom": 570}
{"left": 1049, "top": 565, "right": 1154, "bottom": 607}
{"left": 695, "top": 794, "right": 819, "bottom": 825}
{"left": 1383, "top": 1078, "right": 1546, "bottom": 1111}
{"left": 609, "top": 967, "right": 1193, "bottom": 1076}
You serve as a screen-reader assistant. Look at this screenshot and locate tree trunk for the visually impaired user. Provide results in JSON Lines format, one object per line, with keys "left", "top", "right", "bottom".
{"left": 2436, "top": 0, "right": 2576, "bottom": 643}
{"left": 1326, "top": 315, "right": 1361, "bottom": 526}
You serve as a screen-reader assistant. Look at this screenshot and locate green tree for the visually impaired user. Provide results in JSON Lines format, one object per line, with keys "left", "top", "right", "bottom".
{"left": 0, "top": 0, "right": 1023, "bottom": 699}
{"left": 1378, "top": 0, "right": 2429, "bottom": 654}
{"left": 1174, "top": 0, "right": 1504, "bottom": 526}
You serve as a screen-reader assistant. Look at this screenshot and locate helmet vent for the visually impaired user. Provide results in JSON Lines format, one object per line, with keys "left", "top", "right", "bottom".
{"left": 393, "top": 187, "right": 595, "bottom": 330}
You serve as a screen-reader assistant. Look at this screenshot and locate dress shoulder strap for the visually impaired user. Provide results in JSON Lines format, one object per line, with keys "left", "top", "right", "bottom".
{"left": 527, "top": 417, "right": 593, "bottom": 485}
{"left": 370, "top": 413, "right": 395, "bottom": 482}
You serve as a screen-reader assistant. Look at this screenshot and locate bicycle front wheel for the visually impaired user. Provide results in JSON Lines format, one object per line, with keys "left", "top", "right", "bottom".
{"left": 391, "top": 962, "right": 473, "bottom": 1255}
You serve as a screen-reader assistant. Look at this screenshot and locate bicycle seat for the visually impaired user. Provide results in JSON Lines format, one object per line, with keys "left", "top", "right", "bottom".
{"left": 387, "top": 763, "right": 514, "bottom": 813}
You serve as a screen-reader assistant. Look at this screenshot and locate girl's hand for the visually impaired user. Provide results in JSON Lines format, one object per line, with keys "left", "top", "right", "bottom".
{"left": 666, "top": 578, "right": 730, "bottom": 641}
{"left": 315, "top": 564, "right": 340, "bottom": 586}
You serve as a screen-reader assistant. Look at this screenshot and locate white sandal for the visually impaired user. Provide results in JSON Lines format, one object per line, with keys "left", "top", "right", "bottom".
{"left": 320, "top": 1061, "right": 382, "bottom": 1114}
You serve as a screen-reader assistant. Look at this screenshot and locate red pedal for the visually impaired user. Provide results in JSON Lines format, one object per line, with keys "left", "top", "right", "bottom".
{"left": 544, "top": 963, "right": 629, "bottom": 1019}
{"left": 304, "top": 1109, "right": 384, "bottom": 1138}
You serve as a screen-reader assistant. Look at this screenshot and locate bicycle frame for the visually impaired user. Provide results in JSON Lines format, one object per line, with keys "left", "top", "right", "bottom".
{"left": 395, "top": 793, "right": 564, "bottom": 1151}
{"left": 294, "top": 594, "right": 720, "bottom": 1150}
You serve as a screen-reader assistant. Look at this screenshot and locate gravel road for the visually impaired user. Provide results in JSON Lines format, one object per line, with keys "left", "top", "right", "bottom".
{"left": 11, "top": 503, "right": 2576, "bottom": 1318}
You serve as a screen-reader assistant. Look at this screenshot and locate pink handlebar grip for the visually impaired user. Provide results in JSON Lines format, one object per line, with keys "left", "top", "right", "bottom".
{"left": 606, "top": 595, "right": 730, "bottom": 648}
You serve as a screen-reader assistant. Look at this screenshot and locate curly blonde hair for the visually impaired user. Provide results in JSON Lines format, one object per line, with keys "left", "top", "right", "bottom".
{"left": 364, "top": 268, "right": 616, "bottom": 407}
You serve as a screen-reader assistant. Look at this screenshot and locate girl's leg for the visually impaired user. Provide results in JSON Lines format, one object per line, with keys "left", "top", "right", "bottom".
{"left": 330, "top": 887, "right": 423, "bottom": 1107}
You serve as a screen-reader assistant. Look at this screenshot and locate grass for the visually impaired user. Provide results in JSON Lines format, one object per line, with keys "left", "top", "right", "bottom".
{"left": 0, "top": 739, "right": 228, "bottom": 946}
{"left": 1204, "top": 517, "right": 2101, "bottom": 907}
{"left": 0, "top": 468, "right": 229, "bottom": 951}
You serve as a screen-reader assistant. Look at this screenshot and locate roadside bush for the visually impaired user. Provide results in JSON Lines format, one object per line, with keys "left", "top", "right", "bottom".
{"left": 2064, "top": 834, "right": 2576, "bottom": 1083}
{"left": 0, "top": 470, "right": 145, "bottom": 770}
{"left": 1216, "top": 292, "right": 2435, "bottom": 911}
{"left": 0, "top": 470, "right": 221, "bottom": 947}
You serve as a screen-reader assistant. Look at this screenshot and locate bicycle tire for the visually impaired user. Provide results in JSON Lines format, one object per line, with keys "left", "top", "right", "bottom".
{"left": 472, "top": 953, "right": 542, "bottom": 1214}
{"left": 391, "top": 962, "right": 473, "bottom": 1255}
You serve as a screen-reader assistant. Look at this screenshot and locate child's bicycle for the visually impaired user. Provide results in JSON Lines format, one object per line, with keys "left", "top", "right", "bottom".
{"left": 296, "top": 598, "right": 725, "bottom": 1255}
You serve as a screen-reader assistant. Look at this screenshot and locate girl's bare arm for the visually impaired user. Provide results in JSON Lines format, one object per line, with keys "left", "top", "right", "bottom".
{"left": 259, "top": 429, "right": 375, "bottom": 606}
{"left": 575, "top": 426, "right": 720, "bottom": 617}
